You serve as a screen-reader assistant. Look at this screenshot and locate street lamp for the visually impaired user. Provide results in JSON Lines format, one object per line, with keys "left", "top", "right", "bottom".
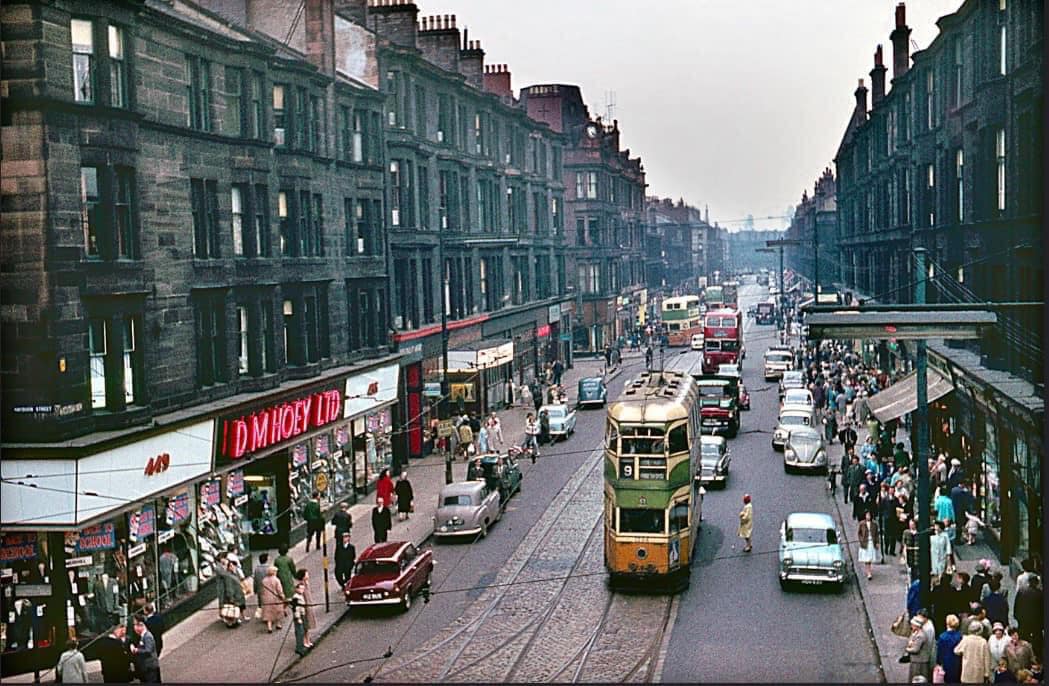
{"left": 804, "top": 302, "right": 995, "bottom": 610}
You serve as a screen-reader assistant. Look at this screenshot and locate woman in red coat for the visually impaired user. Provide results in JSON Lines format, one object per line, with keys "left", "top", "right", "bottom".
{"left": 376, "top": 469, "right": 394, "bottom": 508}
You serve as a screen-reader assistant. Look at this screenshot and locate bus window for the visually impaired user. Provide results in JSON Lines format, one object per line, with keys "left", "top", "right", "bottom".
{"left": 668, "top": 424, "right": 688, "bottom": 453}
{"left": 669, "top": 501, "right": 689, "bottom": 533}
{"left": 722, "top": 341, "right": 739, "bottom": 352}
{"left": 619, "top": 508, "right": 665, "bottom": 534}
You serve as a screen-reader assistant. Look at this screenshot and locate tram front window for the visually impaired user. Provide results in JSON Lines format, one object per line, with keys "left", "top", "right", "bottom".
{"left": 618, "top": 508, "right": 666, "bottom": 534}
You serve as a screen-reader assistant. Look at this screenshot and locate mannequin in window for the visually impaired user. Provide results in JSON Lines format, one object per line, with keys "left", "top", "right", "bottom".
{"left": 7, "top": 599, "right": 34, "bottom": 650}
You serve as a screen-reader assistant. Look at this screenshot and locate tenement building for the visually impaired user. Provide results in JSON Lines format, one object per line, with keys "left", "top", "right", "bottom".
{"left": 522, "top": 85, "right": 648, "bottom": 351}
{"left": 0, "top": 0, "right": 568, "bottom": 674}
{"left": 646, "top": 197, "right": 719, "bottom": 296}
{"left": 833, "top": 1, "right": 1042, "bottom": 569}
{"left": 785, "top": 168, "right": 838, "bottom": 295}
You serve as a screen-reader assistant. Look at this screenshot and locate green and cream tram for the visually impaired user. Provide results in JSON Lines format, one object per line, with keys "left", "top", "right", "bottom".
{"left": 604, "top": 371, "right": 703, "bottom": 591}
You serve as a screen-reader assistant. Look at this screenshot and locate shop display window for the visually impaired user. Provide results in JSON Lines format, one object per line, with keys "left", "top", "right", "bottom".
{"left": 353, "top": 418, "right": 369, "bottom": 492}
{"left": 1, "top": 532, "right": 55, "bottom": 654}
{"left": 65, "top": 520, "right": 130, "bottom": 640}
{"left": 982, "top": 419, "right": 1001, "bottom": 531}
{"left": 241, "top": 474, "right": 278, "bottom": 537}
{"left": 366, "top": 409, "right": 394, "bottom": 480}
{"left": 197, "top": 479, "right": 244, "bottom": 583}
{"left": 126, "top": 505, "right": 158, "bottom": 614}
{"left": 330, "top": 424, "right": 354, "bottom": 503}
{"left": 313, "top": 433, "right": 335, "bottom": 508}
{"left": 158, "top": 489, "right": 198, "bottom": 608}
{"left": 289, "top": 442, "right": 312, "bottom": 529}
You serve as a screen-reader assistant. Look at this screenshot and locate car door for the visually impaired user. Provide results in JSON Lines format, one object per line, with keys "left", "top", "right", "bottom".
{"left": 482, "top": 486, "right": 500, "bottom": 521}
{"left": 567, "top": 408, "right": 576, "bottom": 432}
{"left": 400, "top": 544, "right": 419, "bottom": 592}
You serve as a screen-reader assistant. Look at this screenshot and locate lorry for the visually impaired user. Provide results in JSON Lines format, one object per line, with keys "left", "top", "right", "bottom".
{"left": 692, "top": 374, "right": 740, "bottom": 437}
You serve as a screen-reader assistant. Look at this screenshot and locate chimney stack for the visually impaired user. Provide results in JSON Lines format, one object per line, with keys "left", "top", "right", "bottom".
{"left": 854, "top": 78, "right": 868, "bottom": 125}
{"left": 870, "top": 45, "right": 887, "bottom": 106}
{"left": 890, "top": 3, "right": 911, "bottom": 81}
{"left": 483, "top": 64, "right": 512, "bottom": 100}
{"left": 459, "top": 35, "right": 485, "bottom": 90}
{"left": 367, "top": 0, "right": 419, "bottom": 49}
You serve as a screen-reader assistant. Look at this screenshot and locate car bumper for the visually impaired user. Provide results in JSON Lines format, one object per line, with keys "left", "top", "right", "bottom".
{"left": 772, "top": 436, "right": 786, "bottom": 450}
{"left": 764, "top": 369, "right": 787, "bottom": 380}
{"left": 779, "top": 570, "right": 844, "bottom": 584}
{"left": 695, "top": 472, "right": 726, "bottom": 484}
{"left": 548, "top": 427, "right": 569, "bottom": 436}
{"left": 434, "top": 525, "right": 483, "bottom": 537}
{"left": 578, "top": 398, "right": 604, "bottom": 406}
{"left": 347, "top": 595, "right": 404, "bottom": 606}
{"left": 783, "top": 458, "right": 826, "bottom": 470}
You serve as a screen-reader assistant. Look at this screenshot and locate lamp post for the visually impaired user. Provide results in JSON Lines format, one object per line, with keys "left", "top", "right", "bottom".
{"left": 439, "top": 231, "right": 452, "bottom": 485}
{"left": 912, "top": 248, "right": 931, "bottom": 605}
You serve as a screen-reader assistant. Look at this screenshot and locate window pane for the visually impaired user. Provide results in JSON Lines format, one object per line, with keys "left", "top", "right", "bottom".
{"left": 231, "top": 186, "right": 244, "bottom": 255}
{"left": 107, "top": 25, "right": 122, "bottom": 58}
{"left": 237, "top": 306, "right": 249, "bottom": 374}
{"left": 123, "top": 318, "right": 136, "bottom": 404}
{"left": 80, "top": 167, "right": 100, "bottom": 256}
{"left": 618, "top": 508, "right": 665, "bottom": 534}
{"left": 71, "top": 19, "right": 94, "bottom": 51}
{"left": 89, "top": 319, "right": 107, "bottom": 409}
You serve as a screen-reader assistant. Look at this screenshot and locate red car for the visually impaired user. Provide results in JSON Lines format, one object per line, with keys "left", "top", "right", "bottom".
{"left": 344, "top": 541, "right": 434, "bottom": 612}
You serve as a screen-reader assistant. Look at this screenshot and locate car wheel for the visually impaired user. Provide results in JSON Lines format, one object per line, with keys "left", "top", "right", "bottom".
{"left": 480, "top": 520, "right": 488, "bottom": 538}
{"left": 779, "top": 578, "right": 789, "bottom": 591}
{"left": 402, "top": 591, "right": 412, "bottom": 612}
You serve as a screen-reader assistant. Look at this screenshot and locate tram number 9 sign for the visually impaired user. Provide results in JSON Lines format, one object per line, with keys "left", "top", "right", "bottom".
{"left": 619, "top": 459, "right": 634, "bottom": 479}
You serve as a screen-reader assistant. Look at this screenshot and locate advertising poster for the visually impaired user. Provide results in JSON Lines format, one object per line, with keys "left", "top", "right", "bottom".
{"left": 0, "top": 533, "right": 39, "bottom": 563}
{"left": 292, "top": 443, "right": 308, "bottom": 467}
{"left": 200, "top": 480, "right": 221, "bottom": 507}
{"left": 75, "top": 523, "right": 117, "bottom": 553}
{"left": 129, "top": 504, "right": 155, "bottom": 542}
{"left": 166, "top": 492, "right": 191, "bottom": 524}
{"left": 226, "top": 470, "right": 245, "bottom": 498}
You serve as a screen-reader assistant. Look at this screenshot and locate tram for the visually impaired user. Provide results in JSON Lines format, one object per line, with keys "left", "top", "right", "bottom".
{"left": 604, "top": 370, "right": 703, "bottom": 592}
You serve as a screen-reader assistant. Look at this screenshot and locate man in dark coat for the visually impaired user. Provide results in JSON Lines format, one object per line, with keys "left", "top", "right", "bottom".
{"left": 85, "top": 624, "right": 133, "bottom": 683}
{"left": 877, "top": 483, "right": 898, "bottom": 557}
{"left": 332, "top": 503, "right": 352, "bottom": 544}
{"left": 371, "top": 503, "right": 392, "bottom": 544}
{"left": 142, "top": 603, "right": 166, "bottom": 658}
{"left": 334, "top": 532, "right": 356, "bottom": 588}
{"left": 130, "top": 615, "right": 161, "bottom": 683}
{"left": 303, "top": 493, "right": 324, "bottom": 553}
{"left": 845, "top": 455, "right": 865, "bottom": 505}
{"left": 530, "top": 381, "right": 542, "bottom": 414}
{"left": 395, "top": 472, "right": 414, "bottom": 521}
{"left": 552, "top": 359, "right": 564, "bottom": 385}
{"left": 950, "top": 482, "right": 974, "bottom": 533}
{"left": 838, "top": 422, "right": 858, "bottom": 453}
{"left": 1014, "top": 574, "right": 1044, "bottom": 657}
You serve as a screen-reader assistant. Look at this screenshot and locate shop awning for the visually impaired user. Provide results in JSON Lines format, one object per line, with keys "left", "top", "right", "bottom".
{"left": 868, "top": 368, "right": 954, "bottom": 424}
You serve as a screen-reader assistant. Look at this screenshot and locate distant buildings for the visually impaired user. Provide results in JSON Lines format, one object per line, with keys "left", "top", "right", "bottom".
{"left": 785, "top": 168, "right": 838, "bottom": 292}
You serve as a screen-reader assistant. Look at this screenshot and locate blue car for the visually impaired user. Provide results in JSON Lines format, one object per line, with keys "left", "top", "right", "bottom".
{"left": 577, "top": 377, "right": 608, "bottom": 408}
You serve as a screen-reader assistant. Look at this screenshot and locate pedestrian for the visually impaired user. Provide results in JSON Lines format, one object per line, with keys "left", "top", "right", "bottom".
{"left": 902, "top": 518, "right": 920, "bottom": 579}
{"left": 371, "top": 501, "right": 392, "bottom": 544}
{"left": 931, "top": 573, "right": 957, "bottom": 632}
{"left": 738, "top": 494, "right": 753, "bottom": 553}
{"left": 645, "top": 346, "right": 653, "bottom": 369}
{"left": 552, "top": 359, "right": 564, "bottom": 385}
{"left": 839, "top": 421, "right": 858, "bottom": 453}
{"left": 946, "top": 458, "right": 965, "bottom": 490}
{"left": 930, "top": 521, "right": 954, "bottom": 579}
{"left": 983, "top": 576, "right": 1010, "bottom": 627}
{"left": 457, "top": 420, "right": 474, "bottom": 460}
{"left": 130, "top": 615, "right": 162, "bottom": 683}
{"left": 994, "top": 658, "right": 1017, "bottom": 683}
{"left": 294, "top": 569, "right": 316, "bottom": 649}
{"left": 290, "top": 582, "right": 309, "bottom": 657}
{"left": 604, "top": 344, "right": 613, "bottom": 370}
{"left": 955, "top": 621, "right": 994, "bottom": 684}
{"left": 274, "top": 544, "right": 297, "bottom": 599}
{"left": 1004, "top": 627, "right": 1035, "bottom": 675}
{"left": 478, "top": 423, "right": 490, "bottom": 453}
{"left": 989, "top": 623, "right": 1010, "bottom": 664}
{"left": 487, "top": 412, "right": 504, "bottom": 447}
{"left": 894, "top": 442, "right": 911, "bottom": 471}
{"left": 395, "top": 471, "right": 414, "bottom": 521}
{"left": 524, "top": 413, "right": 540, "bottom": 457}
{"left": 56, "top": 639, "right": 89, "bottom": 683}
{"left": 538, "top": 409, "right": 550, "bottom": 445}
{"left": 530, "top": 381, "right": 543, "bottom": 414}
{"left": 259, "top": 566, "right": 286, "bottom": 633}
{"left": 852, "top": 482, "right": 872, "bottom": 522}
{"left": 334, "top": 533, "right": 356, "bottom": 589}
{"left": 857, "top": 510, "right": 879, "bottom": 580}
{"left": 937, "top": 614, "right": 964, "bottom": 685}
{"left": 1013, "top": 574, "right": 1043, "bottom": 656}
{"left": 376, "top": 468, "right": 395, "bottom": 508}
{"left": 907, "top": 615, "right": 933, "bottom": 683}
{"left": 845, "top": 455, "right": 864, "bottom": 505}
{"left": 935, "top": 488, "right": 956, "bottom": 525}
{"left": 92, "top": 623, "right": 133, "bottom": 683}
{"left": 252, "top": 552, "right": 270, "bottom": 615}
{"left": 303, "top": 492, "right": 324, "bottom": 553}
{"left": 824, "top": 410, "right": 838, "bottom": 444}
{"left": 878, "top": 483, "right": 897, "bottom": 558}
{"left": 217, "top": 559, "right": 247, "bottom": 627}
{"left": 332, "top": 502, "right": 352, "bottom": 541}
{"left": 142, "top": 603, "right": 166, "bottom": 658}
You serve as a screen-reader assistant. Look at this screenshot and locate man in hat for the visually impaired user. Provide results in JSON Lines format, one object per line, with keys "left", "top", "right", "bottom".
{"left": 905, "top": 614, "right": 933, "bottom": 683}
{"left": 334, "top": 532, "right": 356, "bottom": 588}
{"left": 946, "top": 458, "right": 965, "bottom": 491}
{"left": 332, "top": 502, "right": 352, "bottom": 542}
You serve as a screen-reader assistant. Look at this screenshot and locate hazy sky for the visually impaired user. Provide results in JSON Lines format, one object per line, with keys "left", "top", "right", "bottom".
{"left": 436, "top": 0, "right": 964, "bottom": 229}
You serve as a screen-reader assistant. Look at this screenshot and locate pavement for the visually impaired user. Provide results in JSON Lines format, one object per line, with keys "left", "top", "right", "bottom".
{"left": 24, "top": 356, "right": 612, "bottom": 684}
{"left": 832, "top": 424, "right": 1018, "bottom": 685}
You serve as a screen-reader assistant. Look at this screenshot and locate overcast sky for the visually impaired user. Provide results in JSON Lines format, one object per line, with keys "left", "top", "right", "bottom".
{"left": 437, "top": 0, "right": 964, "bottom": 230}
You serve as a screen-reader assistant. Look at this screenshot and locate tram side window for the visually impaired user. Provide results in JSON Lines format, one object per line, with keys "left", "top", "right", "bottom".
{"left": 606, "top": 422, "right": 618, "bottom": 450}
{"left": 668, "top": 424, "right": 688, "bottom": 454}
{"left": 669, "top": 501, "right": 689, "bottom": 533}
{"left": 619, "top": 508, "right": 665, "bottom": 534}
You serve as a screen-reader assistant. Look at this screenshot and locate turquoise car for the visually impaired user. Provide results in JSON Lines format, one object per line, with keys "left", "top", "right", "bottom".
{"left": 577, "top": 377, "right": 608, "bottom": 408}
{"left": 778, "top": 512, "right": 846, "bottom": 590}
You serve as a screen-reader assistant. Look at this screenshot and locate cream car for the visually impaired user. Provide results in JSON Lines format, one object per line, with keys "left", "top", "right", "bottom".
{"left": 772, "top": 405, "right": 814, "bottom": 452}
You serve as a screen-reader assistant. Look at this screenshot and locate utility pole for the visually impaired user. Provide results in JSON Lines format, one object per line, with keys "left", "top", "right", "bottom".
{"left": 440, "top": 231, "right": 452, "bottom": 485}
{"left": 913, "top": 247, "right": 931, "bottom": 609}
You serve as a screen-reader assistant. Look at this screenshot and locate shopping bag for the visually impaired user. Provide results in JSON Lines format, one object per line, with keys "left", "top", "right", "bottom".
{"left": 932, "top": 664, "right": 945, "bottom": 684}
{"left": 220, "top": 604, "right": 241, "bottom": 622}
{"left": 891, "top": 612, "right": 911, "bottom": 637}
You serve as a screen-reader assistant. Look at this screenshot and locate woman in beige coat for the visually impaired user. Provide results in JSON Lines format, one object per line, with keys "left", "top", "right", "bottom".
{"left": 259, "top": 566, "right": 286, "bottom": 632}
{"left": 954, "top": 621, "right": 994, "bottom": 683}
{"left": 738, "top": 494, "right": 753, "bottom": 553}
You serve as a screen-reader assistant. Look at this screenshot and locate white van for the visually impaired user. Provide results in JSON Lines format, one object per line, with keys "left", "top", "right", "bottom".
{"left": 691, "top": 333, "right": 704, "bottom": 351}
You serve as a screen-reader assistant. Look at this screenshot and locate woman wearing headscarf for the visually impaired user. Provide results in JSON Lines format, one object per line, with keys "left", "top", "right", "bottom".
{"left": 259, "top": 566, "right": 286, "bottom": 633}
{"left": 738, "top": 494, "right": 753, "bottom": 553}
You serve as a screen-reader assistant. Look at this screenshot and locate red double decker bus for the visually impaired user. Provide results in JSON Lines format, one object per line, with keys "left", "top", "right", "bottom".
{"left": 701, "top": 308, "right": 743, "bottom": 374}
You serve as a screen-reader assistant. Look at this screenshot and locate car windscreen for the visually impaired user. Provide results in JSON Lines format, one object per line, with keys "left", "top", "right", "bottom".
{"left": 766, "top": 353, "right": 792, "bottom": 362}
{"left": 545, "top": 407, "right": 565, "bottom": 418}
{"left": 442, "top": 494, "right": 474, "bottom": 507}
{"left": 789, "top": 433, "right": 821, "bottom": 448}
{"left": 786, "top": 527, "right": 834, "bottom": 545}
{"left": 784, "top": 391, "right": 810, "bottom": 404}
{"left": 354, "top": 560, "right": 399, "bottom": 576}
{"left": 700, "top": 445, "right": 721, "bottom": 464}
{"left": 780, "top": 414, "right": 809, "bottom": 426}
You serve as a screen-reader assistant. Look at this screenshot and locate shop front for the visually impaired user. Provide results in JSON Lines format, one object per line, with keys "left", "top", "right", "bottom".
{"left": 1, "top": 420, "right": 215, "bottom": 676}
{"left": 447, "top": 339, "right": 514, "bottom": 415}
{"left": 343, "top": 363, "right": 400, "bottom": 493}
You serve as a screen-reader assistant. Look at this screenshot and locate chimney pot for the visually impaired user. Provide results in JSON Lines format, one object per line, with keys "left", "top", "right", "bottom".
{"left": 895, "top": 2, "right": 905, "bottom": 28}
{"left": 875, "top": 44, "right": 883, "bottom": 66}
{"left": 451, "top": 14, "right": 456, "bottom": 28}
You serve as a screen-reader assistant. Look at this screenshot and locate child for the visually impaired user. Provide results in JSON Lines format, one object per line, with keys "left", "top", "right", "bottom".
{"left": 995, "top": 658, "right": 1018, "bottom": 683}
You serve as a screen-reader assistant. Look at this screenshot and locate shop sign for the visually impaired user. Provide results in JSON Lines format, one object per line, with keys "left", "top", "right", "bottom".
{"left": 144, "top": 453, "right": 171, "bottom": 476}
{"left": 560, "top": 333, "right": 572, "bottom": 341}
{"left": 335, "top": 425, "right": 350, "bottom": 446}
{"left": 75, "top": 523, "right": 116, "bottom": 553}
{"left": 234, "top": 494, "right": 248, "bottom": 507}
{"left": 0, "top": 533, "right": 39, "bottom": 562}
{"left": 474, "top": 341, "right": 514, "bottom": 369}
{"left": 200, "top": 480, "right": 221, "bottom": 507}
{"left": 219, "top": 388, "right": 343, "bottom": 465}
{"left": 423, "top": 382, "right": 442, "bottom": 398}
{"left": 129, "top": 504, "right": 155, "bottom": 542}
{"left": 548, "top": 304, "right": 561, "bottom": 323}
{"left": 128, "top": 543, "right": 147, "bottom": 559}
{"left": 65, "top": 555, "right": 93, "bottom": 569}
{"left": 536, "top": 324, "right": 551, "bottom": 338}
{"left": 315, "top": 434, "right": 330, "bottom": 458}
{"left": 345, "top": 364, "right": 399, "bottom": 420}
{"left": 166, "top": 492, "right": 191, "bottom": 525}
{"left": 226, "top": 470, "right": 245, "bottom": 498}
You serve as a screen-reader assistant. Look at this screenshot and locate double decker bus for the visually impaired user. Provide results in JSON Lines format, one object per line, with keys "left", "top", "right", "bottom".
{"left": 661, "top": 295, "right": 703, "bottom": 347}
{"left": 604, "top": 371, "right": 703, "bottom": 591}
{"left": 701, "top": 308, "right": 744, "bottom": 374}
{"left": 703, "top": 285, "right": 725, "bottom": 311}
{"left": 722, "top": 281, "right": 740, "bottom": 308}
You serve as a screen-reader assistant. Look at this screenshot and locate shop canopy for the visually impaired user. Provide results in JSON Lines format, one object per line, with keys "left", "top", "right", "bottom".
{"left": 867, "top": 368, "right": 954, "bottom": 424}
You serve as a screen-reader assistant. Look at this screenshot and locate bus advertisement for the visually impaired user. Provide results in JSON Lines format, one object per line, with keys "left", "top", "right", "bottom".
{"left": 662, "top": 295, "right": 703, "bottom": 347}
{"left": 702, "top": 308, "right": 743, "bottom": 374}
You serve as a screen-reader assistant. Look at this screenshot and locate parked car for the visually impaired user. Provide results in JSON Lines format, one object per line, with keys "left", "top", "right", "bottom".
{"left": 782, "top": 426, "right": 828, "bottom": 473}
{"left": 778, "top": 512, "right": 845, "bottom": 590}
{"left": 779, "top": 370, "right": 806, "bottom": 398}
{"left": 433, "top": 481, "right": 501, "bottom": 539}
{"left": 468, "top": 452, "right": 523, "bottom": 503}
{"left": 781, "top": 388, "right": 814, "bottom": 409}
{"left": 695, "top": 435, "right": 730, "bottom": 487}
{"left": 772, "top": 405, "right": 814, "bottom": 451}
{"left": 540, "top": 403, "right": 577, "bottom": 439}
{"left": 577, "top": 377, "right": 608, "bottom": 408}
{"left": 344, "top": 541, "right": 434, "bottom": 611}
